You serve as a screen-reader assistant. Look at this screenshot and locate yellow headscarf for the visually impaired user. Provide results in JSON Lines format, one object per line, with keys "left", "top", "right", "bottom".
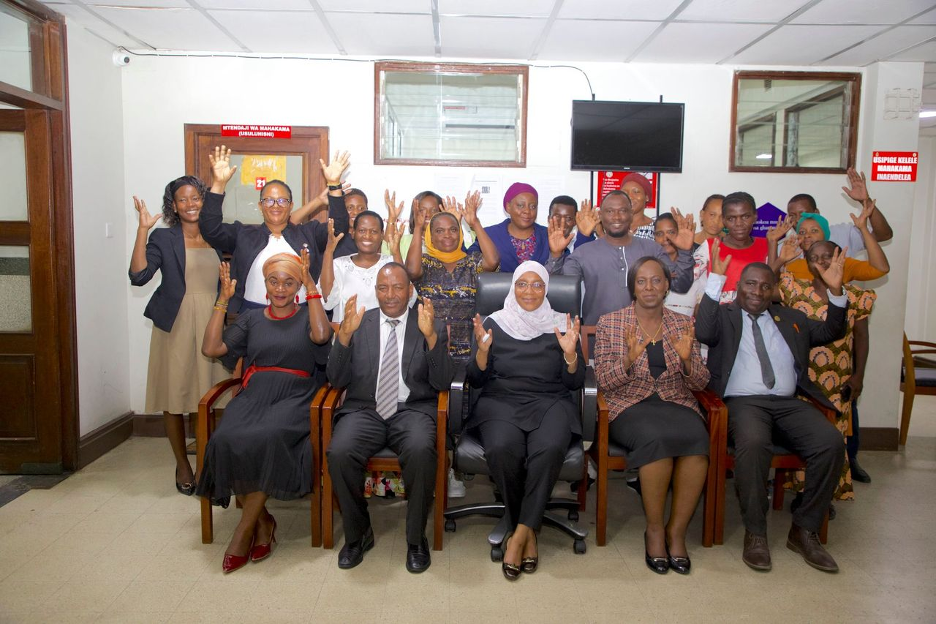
{"left": 262, "top": 252, "right": 303, "bottom": 282}
{"left": 424, "top": 212, "right": 466, "bottom": 263}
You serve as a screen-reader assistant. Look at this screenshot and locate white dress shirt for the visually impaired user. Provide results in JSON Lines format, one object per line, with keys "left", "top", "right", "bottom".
{"left": 377, "top": 308, "right": 411, "bottom": 403}
{"left": 320, "top": 254, "right": 395, "bottom": 322}
{"left": 244, "top": 235, "right": 307, "bottom": 304}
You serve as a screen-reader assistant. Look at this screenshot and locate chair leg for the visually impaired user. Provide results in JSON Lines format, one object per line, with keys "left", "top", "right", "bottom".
{"left": 714, "top": 460, "right": 726, "bottom": 546}
{"left": 595, "top": 455, "right": 608, "bottom": 547}
{"left": 432, "top": 458, "right": 447, "bottom": 551}
{"left": 899, "top": 387, "right": 915, "bottom": 446}
{"left": 311, "top": 452, "right": 322, "bottom": 547}
{"left": 576, "top": 463, "right": 588, "bottom": 512}
{"left": 323, "top": 466, "right": 334, "bottom": 549}
{"left": 772, "top": 470, "right": 785, "bottom": 511}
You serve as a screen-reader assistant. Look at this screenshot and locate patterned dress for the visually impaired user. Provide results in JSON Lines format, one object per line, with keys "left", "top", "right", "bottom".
{"left": 779, "top": 273, "right": 876, "bottom": 501}
{"left": 416, "top": 251, "right": 485, "bottom": 363}
{"left": 510, "top": 233, "right": 537, "bottom": 264}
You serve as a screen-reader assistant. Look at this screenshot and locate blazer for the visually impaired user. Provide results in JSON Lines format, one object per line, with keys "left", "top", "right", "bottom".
{"left": 129, "top": 226, "right": 222, "bottom": 332}
{"left": 595, "top": 305, "right": 710, "bottom": 422}
{"left": 326, "top": 306, "right": 455, "bottom": 419}
{"left": 468, "top": 218, "right": 550, "bottom": 272}
{"left": 694, "top": 291, "right": 847, "bottom": 409}
{"left": 199, "top": 190, "right": 348, "bottom": 313}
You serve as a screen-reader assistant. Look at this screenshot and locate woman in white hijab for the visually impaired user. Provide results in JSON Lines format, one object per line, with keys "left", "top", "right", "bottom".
{"left": 466, "top": 260, "right": 584, "bottom": 581}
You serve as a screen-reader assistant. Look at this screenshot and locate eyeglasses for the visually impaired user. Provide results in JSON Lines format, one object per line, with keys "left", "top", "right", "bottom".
{"left": 260, "top": 197, "right": 292, "bottom": 208}
{"left": 515, "top": 280, "right": 546, "bottom": 291}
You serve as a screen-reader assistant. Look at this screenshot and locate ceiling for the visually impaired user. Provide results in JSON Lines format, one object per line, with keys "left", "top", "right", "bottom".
{"left": 39, "top": 0, "right": 936, "bottom": 132}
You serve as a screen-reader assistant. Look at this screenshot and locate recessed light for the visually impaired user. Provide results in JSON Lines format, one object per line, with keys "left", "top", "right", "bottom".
{"left": 921, "top": 110, "right": 936, "bottom": 119}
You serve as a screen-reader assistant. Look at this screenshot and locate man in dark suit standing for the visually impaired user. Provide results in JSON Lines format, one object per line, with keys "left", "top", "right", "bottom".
{"left": 696, "top": 240, "right": 848, "bottom": 573}
{"left": 326, "top": 263, "right": 454, "bottom": 573}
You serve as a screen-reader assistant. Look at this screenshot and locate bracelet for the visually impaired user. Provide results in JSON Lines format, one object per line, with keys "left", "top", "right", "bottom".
{"left": 213, "top": 304, "right": 228, "bottom": 312}
{"left": 306, "top": 293, "right": 322, "bottom": 300}
{"left": 563, "top": 353, "right": 578, "bottom": 366}
{"left": 214, "top": 300, "right": 228, "bottom": 308}
{"left": 327, "top": 184, "right": 342, "bottom": 191}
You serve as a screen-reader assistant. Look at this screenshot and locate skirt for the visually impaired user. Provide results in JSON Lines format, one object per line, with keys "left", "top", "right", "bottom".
{"left": 608, "top": 394, "right": 709, "bottom": 469}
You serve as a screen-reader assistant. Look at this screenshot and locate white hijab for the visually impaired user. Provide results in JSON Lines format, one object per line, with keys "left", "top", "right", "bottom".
{"left": 488, "top": 261, "right": 568, "bottom": 340}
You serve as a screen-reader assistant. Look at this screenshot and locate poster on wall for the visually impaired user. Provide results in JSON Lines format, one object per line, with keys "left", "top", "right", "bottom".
{"left": 871, "top": 151, "right": 917, "bottom": 181}
{"left": 596, "top": 171, "right": 657, "bottom": 207}
{"left": 752, "top": 202, "right": 785, "bottom": 238}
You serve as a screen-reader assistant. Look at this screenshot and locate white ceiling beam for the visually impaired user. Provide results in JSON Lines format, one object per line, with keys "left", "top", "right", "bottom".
{"left": 820, "top": 6, "right": 936, "bottom": 64}
{"left": 68, "top": 0, "right": 155, "bottom": 49}
{"left": 716, "top": 0, "right": 826, "bottom": 64}
{"left": 186, "top": 0, "right": 250, "bottom": 52}
{"left": 307, "top": 0, "right": 347, "bottom": 55}
{"left": 625, "top": 0, "right": 694, "bottom": 63}
{"left": 528, "top": 0, "right": 565, "bottom": 61}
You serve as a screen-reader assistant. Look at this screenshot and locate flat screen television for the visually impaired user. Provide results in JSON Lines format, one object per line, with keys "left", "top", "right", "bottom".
{"left": 571, "top": 100, "right": 685, "bottom": 172}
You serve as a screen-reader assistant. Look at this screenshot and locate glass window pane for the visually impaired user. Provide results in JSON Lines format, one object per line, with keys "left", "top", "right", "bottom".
{"left": 221, "top": 154, "right": 304, "bottom": 225}
{"left": 0, "top": 132, "right": 28, "bottom": 221}
{"left": 0, "top": 9, "right": 33, "bottom": 92}
{"left": 0, "top": 246, "right": 31, "bottom": 332}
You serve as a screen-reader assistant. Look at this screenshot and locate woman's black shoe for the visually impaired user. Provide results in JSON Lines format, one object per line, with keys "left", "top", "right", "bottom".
{"left": 520, "top": 532, "right": 538, "bottom": 573}
{"left": 175, "top": 467, "right": 195, "bottom": 496}
{"left": 644, "top": 532, "right": 669, "bottom": 574}
{"left": 665, "top": 540, "right": 691, "bottom": 574}
{"left": 502, "top": 534, "right": 522, "bottom": 581}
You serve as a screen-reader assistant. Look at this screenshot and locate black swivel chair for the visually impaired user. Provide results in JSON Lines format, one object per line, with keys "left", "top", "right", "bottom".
{"left": 443, "top": 272, "right": 595, "bottom": 559}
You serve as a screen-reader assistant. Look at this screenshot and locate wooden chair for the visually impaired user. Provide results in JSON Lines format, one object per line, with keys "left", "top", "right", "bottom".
{"left": 319, "top": 384, "right": 450, "bottom": 551}
{"left": 195, "top": 374, "right": 327, "bottom": 548}
{"left": 900, "top": 333, "right": 936, "bottom": 445}
{"left": 711, "top": 395, "right": 835, "bottom": 545}
{"left": 581, "top": 325, "right": 724, "bottom": 548}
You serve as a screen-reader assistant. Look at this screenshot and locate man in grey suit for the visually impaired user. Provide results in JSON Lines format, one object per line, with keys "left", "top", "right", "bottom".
{"left": 695, "top": 241, "right": 847, "bottom": 573}
{"left": 326, "top": 263, "right": 454, "bottom": 573}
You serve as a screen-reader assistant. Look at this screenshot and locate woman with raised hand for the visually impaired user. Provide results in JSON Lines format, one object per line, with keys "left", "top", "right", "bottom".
{"left": 469, "top": 183, "right": 549, "bottom": 272}
{"left": 197, "top": 250, "right": 331, "bottom": 574}
{"left": 129, "top": 176, "right": 227, "bottom": 496}
{"left": 466, "top": 261, "right": 584, "bottom": 580}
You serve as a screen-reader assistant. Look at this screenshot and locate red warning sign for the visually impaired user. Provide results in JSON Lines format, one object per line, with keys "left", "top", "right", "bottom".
{"left": 871, "top": 151, "right": 917, "bottom": 182}
{"left": 255, "top": 177, "right": 266, "bottom": 190}
{"left": 597, "top": 171, "right": 657, "bottom": 207}
{"left": 221, "top": 125, "right": 292, "bottom": 139}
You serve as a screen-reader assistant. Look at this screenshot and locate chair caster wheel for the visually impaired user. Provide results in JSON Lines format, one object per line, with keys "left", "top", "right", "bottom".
{"left": 444, "top": 518, "right": 456, "bottom": 532}
{"left": 490, "top": 545, "right": 504, "bottom": 562}
{"left": 573, "top": 539, "right": 587, "bottom": 555}
{"left": 568, "top": 510, "right": 579, "bottom": 522}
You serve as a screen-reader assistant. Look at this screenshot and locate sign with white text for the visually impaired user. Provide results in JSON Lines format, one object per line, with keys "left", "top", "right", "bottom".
{"left": 221, "top": 125, "right": 292, "bottom": 139}
{"left": 597, "top": 171, "right": 657, "bottom": 208}
{"left": 871, "top": 151, "right": 917, "bottom": 182}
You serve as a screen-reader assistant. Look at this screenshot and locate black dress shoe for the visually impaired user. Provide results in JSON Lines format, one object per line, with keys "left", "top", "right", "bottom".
{"left": 644, "top": 532, "right": 669, "bottom": 575}
{"left": 665, "top": 540, "right": 691, "bottom": 575}
{"left": 850, "top": 457, "right": 871, "bottom": 483}
{"left": 405, "top": 537, "right": 431, "bottom": 573}
{"left": 338, "top": 527, "right": 374, "bottom": 569}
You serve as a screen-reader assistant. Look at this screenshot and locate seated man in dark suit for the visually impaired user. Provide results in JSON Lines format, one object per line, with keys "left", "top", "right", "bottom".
{"left": 326, "top": 262, "right": 454, "bottom": 573}
{"left": 695, "top": 240, "right": 848, "bottom": 573}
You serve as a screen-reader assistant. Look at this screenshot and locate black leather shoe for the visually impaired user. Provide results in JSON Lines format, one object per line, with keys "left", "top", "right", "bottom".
{"left": 644, "top": 532, "right": 669, "bottom": 575}
{"left": 405, "top": 537, "right": 431, "bottom": 573}
{"left": 742, "top": 530, "right": 772, "bottom": 571}
{"left": 338, "top": 527, "right": 374, "bottom": 570}
{"left": 787, "top": 524, "right": 838, "bottom": 572}
{"left": 665, "top": 540, "right": 691, "bottom": 575}
{"left": 850, "top": 457, "right": 871, "bottom": 483}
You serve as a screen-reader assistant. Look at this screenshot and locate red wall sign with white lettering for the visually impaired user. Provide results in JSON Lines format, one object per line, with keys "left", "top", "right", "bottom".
{"left": 871, "top": 151, "right": 917, "bottom": 182}
{"left": 221, "top": 125, "right": 292, "bottom": 139}
{"left": 597, "top": 171, "right": 657, "bottom": 207}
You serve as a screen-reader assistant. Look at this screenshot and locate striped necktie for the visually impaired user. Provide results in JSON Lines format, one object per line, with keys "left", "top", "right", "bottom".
{"left": 375, "top": 319, "right": 401, "bottom": 419}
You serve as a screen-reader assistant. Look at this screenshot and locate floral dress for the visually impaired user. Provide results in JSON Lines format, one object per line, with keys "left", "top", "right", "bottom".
{"left": 779, "top": 273, "right": 876, "bottom": 501}
{"left": 416, "top": 251, "right": 485, "bottom": 363}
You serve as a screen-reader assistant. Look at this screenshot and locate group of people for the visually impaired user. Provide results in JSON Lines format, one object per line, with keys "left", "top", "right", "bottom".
{"left": 130, "top": 146, "right": 891, "bottom": 579}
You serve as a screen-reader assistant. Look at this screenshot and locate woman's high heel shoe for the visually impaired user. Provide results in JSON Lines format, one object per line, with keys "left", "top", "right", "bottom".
{"left": 502, "top": 534, "right": 521, "bottom": 581}
{"left": 520, "top": 532, "right": 538, "bottom": 574}
{"left": 665, "top": 538, "right": 691, "bottom": 575}
{"left": 175, "top": 467, "right": 195, "bottom": 496}
{"left": 644, "top": 532, "right": 669, "bottom": 575}
{"left": 250, "top": 516, "right": 277, "bottom": 562}
{"left": 222, "top": 536, "right": 254, "bottom": 574}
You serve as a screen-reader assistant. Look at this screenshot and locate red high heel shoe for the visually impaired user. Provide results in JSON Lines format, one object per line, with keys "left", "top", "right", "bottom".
{"left": 250, "top": 516, "right": 277, "bottom": 562}
{"left": 222, "top": 537, "right": 254, "bottom": 574}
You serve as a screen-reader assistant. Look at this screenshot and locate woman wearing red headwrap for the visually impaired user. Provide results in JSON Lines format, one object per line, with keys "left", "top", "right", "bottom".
{"left": 467, "top": 182, "right": 549, "bottom": 272}
{"left": 620, "top": 173, "right": 656, "bottom": 240}
{"left": 198, "top": 250, "right": 331, "bottom": 574}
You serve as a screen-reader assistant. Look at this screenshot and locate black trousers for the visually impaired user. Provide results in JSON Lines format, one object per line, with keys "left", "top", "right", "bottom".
{"left": 477, "top": 415, "right": 572, "bottom": 532}
{"left": 326, "top": 407, "right": 437, "bottom": 546}
{"left": 726, "top": 395, "right": 844, "bottom": 535}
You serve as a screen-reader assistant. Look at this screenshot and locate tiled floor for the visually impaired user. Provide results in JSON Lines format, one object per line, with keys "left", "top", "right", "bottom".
{"left": 1, "top": 434, "right": 934, "bottom": 624}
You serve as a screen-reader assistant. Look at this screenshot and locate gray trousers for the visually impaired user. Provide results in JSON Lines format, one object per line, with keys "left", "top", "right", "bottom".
{"left": 726, "top": 395, "right": 844, "bottom": 535}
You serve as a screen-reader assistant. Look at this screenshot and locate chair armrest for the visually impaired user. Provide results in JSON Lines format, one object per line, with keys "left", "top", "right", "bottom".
{"left": 448, "top": 368, "right": 467, "bottom": 435}
{"left": 909, "top": 341, "right": 936, "bottom": 349}
{"left": 436, "top": 390, "right": 449, "bottom": 452}
{"left": 694, "top": 389, "right": 727, "bottom": 452}
{"left": 198, "top": 378, "right": 242, "bottom": 413}
{"left": 581, "top": 366, "right": 598, "bottom": 444}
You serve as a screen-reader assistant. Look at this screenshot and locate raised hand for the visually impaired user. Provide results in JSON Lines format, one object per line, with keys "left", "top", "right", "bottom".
{"left": 778, "top": 236, "right": 802, "bottom": 263}
{"left": 338, "top": 294, "right": 365, "bottom": 339}
{"left": 413, "top": 198, "right": 429, "bottom": 232}
{"left": 670, "top": 208, "right": 696, "bottom": 251}
{"left": 134, "top": 196, "right": 161, "bottom": 230}
{"left": 318, "top": 182, "right": 350, "bottom": 204}
{"left": 576, "top": 199, "right": 599, "bottom": 237}
{"left": 473, "top": 313, "right": 493, "bottom": 353}
{"left": 842, "top": 168, "right": 869, "bottom": 202}
{"left": 300, "top": 246, "right": 318, "bottom": 294}
{"left": 709, "top": 239, "right": 732, "bottom": 276}
{"left": 442, "top": 195, "right": 462, "bottom": 221}
{"left": 325, "top": 218, "right": 345, "bottom": 254}
{"left": 548, "top": 215, "right": 574, "bottom": 256}
{"left": 766, "top": 215, "right": 795, "bottom": 244}
{"left": 816, "top": 246, "right": 847, "bottom": 293}
{"left": 462, "top": 190, "right": 483, "bottom": 229}
{"left": 553, "top": 314, "right": 580, "bottom": 357}
{"left": 209, "top": 145, "right": 237, "bottom": 186}
{"left": 218, "top": 262, "right": 236, "bottom": 302}
{"left": 672, "top": 322, "right": 695, "bottom": 362}
{"left": 320, "top": 150, "right": 351, "bottom": 185}
{"left": 384, "top": 189, "right": 404, "bottom": 223}
{"left": 417, "top": 297, "right": 436, "bottom": 338}
{"left": 850, "top": 199, "right": 875, "bottom": 232}
{"left": 624, "top": 326, "right": 647, "bottom": 367}
{"left": 386, "top": 219, "right": 403, "bottom": 252}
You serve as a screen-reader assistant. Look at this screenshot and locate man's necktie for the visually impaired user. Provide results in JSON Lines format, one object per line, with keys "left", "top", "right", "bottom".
{"left": 375, "top": 319, "right": 401, "bottom": 419}
{"left": 748, "top": 313, "right": 776, "bottom": 389}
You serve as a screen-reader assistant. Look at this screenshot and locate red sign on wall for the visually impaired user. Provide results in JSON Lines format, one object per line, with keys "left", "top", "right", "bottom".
{"left": 596, "top": 171, "right": 657, "bottom": 207}
{"left": 871, "top": 151, "right": 918, "bottom": 182}
{"left": 255, "top": 177, "right": 266, "bottom": 190}
{"left": 221, "top": 124, "right": 292, "bottom": 139}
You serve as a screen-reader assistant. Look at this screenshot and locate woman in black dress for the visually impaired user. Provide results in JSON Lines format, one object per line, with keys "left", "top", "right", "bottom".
{"left": 594, "top": 257, "right": 709, "bottom": 575}
{"left": 466, "top": 261, "right": 584, "bottom": 581}
{"left": 197, "top": 250, "right": 332, "bottom": 573}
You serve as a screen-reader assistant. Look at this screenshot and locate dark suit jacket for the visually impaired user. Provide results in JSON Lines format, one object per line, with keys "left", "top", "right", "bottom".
{"left": 326, "top": 307, "right": 454, "bottom": 419}
{"left": 199, "top": 190, "right": 348, "bottom": 313}
{"left": 695, "top": 292, "right": 847, "bottom": 410}
{"left": 129, "top": 226, "right": 222, "bottom": 332}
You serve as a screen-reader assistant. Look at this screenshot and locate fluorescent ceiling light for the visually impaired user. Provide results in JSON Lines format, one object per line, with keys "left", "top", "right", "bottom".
{"left": 920, "top": 110, "right": 936, "bottom": 119}
{"left": 756, "top": 153, "right": 772, "bottom": 159}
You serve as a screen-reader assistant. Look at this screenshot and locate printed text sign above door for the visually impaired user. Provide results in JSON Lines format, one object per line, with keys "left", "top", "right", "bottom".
{"left": 221, "top": 124, "right": 292, "bottom": 139}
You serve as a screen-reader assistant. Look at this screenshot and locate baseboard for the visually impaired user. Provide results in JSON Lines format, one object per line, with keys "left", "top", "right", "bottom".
{"left": 132, "top": 413, "right": 197, "bottom": 437}
{"left": 859, "top": 427, "right": 898, "bottom": 451}
{"left": 78, "top": 412, "right": 134, "bottom": 469}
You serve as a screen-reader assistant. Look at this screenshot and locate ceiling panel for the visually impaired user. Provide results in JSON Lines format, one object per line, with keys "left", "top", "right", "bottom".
{"left": 94, "top": 6, "right": 243, "bottom": 51}
{"left": 729, "top": 24, "right": 884, "bottom": 65}
{"left": 438, "top": 0, "right": 556, "bottom": 17}
{"left": 208, "top": 10, "right": 336, "bottom": 53}
{"left": 677, "top": 0, "right": 812, "bottom": 23}
{"left": 328, "top": 13, "right": 435, "bottom": 57}
{"left": 199, "top": 0, "right": 313, "bottom": 9}
{"left": 86, "top": 0, "right": 190, "bottom": 7}
{"left": 908, "top": 8, "right": 936, "bottom": 24}
{"left": 821, "top": 25, "right": 936, "bottom": 65}
{"left": 537, "top": 19, "right": 657, "bottom": 62}
{"left": 888, "top": 39, "right": 936, "bottom": 62}
{"left": 792, "top": 0, "right": 936, "bottom": 25}
{"left": 439, "top": 16, "right": 546, "bottom": 59}
{"left": 557, "top": 0, "right": 683, "bottom": 21}
{"left": 46, "top": 2, "right": 143, "bottom": 48}
{"left": 317, "top": 0, "right": 429, "bottom": 13}
{"left": 635, "top": 22, "right": 774, "bottom": 64}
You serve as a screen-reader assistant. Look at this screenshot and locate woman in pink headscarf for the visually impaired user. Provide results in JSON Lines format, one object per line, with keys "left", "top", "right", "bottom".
{"left": 466, "top": 261, "right": 584, "bottom": 580}
{"left": 467, "top": 182, "right": 549, "bottom": 272}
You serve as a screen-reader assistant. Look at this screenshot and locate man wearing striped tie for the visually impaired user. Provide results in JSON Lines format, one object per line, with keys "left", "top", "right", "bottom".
{"left": 326, "top": 262, "right": 454, "bottom": 573}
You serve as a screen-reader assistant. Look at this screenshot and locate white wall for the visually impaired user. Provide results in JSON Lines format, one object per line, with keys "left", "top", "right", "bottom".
{"left": 68, "top": 26, "right": 131, "bottom": 434}
{"left": 905, "top": 136, "right": 936, "bottom": 343}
